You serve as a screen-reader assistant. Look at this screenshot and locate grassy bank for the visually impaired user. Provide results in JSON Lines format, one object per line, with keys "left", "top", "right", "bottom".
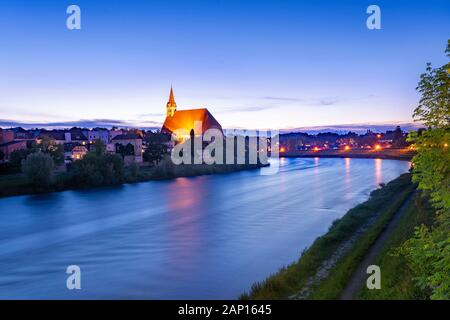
{"left": 356, "top": 193, "right": 436, "bottom": 299}
{"left": 309, "top": 185, "right": 414, "bottom": 299}
{"left": 241, "top": 173, "right": 414, "bottom": 300}
{"left": 0, "top": 160, "right": 265, "bottom": 199}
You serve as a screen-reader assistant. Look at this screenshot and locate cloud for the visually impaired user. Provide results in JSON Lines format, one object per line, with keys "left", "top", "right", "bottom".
{"left": 260, "top": 96, "right": 304, "bottom": 102}
{"left": 139, "top": 112, "right": 165, "bottom": 117}
{"left": 0, "top": 118, "right": 162, "bottom": 129}
{"left": 219, "top": 105, "right": 277, "bottom": 113}
{"left": 316, "top": 96, "right": 341, "bottom": 106}
{"left": 259, "top": 94, "right": 375, "bottom": 106}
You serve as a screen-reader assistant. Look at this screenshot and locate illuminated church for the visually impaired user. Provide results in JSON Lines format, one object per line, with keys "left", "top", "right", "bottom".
{"left": 161, "top": 87, "right": 223, "bottom": 139}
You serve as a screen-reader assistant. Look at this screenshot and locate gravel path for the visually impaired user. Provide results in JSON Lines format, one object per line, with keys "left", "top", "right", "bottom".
{"left": 339, "top": 192, "right": 416, "bottom": 300}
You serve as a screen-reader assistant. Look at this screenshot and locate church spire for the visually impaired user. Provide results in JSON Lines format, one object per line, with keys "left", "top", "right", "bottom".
{"left": 166, "top": 86, "right": 177, "bottom": 117}
{"left": 169, "top": 86, "right": 175, "bottom": 104}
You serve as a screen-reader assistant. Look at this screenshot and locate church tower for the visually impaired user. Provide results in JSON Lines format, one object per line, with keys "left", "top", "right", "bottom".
{"left": 166, "top": 86, "right": 177, "bottom": 117}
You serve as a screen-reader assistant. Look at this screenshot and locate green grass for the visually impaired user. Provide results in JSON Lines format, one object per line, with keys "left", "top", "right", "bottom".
{"left": 309, "top": 184, "right": 414, "bottom": 299}
{"left": 241, "top": 173, "right": 414, "bottom": 300}
{"left": 356, "top": 193, "right": 436, "bottom": 300}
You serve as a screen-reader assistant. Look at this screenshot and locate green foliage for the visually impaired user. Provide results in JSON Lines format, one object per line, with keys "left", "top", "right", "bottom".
{"left": 116, "top": 143, "right": 135, "bottom": 157}
{"left": 68, "top": 141, "right": 124, "bottom": 187}
{"left": 358, "top": 194, "right": 435, "bottom": 300}
{"left": 413, "top": 40, "right": 450, "bottom": 128}
{"left": 401, "top": 39, "right": 450, "bottom": 300}
{"left": 91, "top": 138, "right": 106, "bottom": 156}
{"left": 398, "top": 223, "right": 449, "bottom": 299}
{"left": 408, "top": 129, "right": 450, "bottom": 209}
{"left": 10, "top": 149, "right": 32, "bottom": 170}
{"left": 32, "top": 136, "right": 64, "bottom": 165}
{"left": 144, "top": 132, "right": 169, "bottom": 165}
{"left": 129, "top": 162, "right": 140, "bottom": 178}
{"left": 21, "top": 151, "right": 54, "bottom": 188}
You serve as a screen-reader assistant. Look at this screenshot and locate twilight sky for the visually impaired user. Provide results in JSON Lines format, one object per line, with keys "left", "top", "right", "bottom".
{"left": 0, "top": 0, "right": 449, "bottom": 130}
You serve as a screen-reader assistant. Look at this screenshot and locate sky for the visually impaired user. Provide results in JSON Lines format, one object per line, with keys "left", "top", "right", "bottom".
{"left": 0, "top": 0, "right": 449, "bottom": 130}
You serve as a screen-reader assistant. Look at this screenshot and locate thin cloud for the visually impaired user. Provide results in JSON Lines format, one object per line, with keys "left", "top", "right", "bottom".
{"left": 219, "top": 105, "right": 277, "bottom": 113}
{"left": 139, "top": 112, "right": 165, "bottom": 117}
{"left": 260, "top": 96, "right": 304, "bottom": 102}
{"left": 0, "top": 118, "right": 162, "bottom": 129}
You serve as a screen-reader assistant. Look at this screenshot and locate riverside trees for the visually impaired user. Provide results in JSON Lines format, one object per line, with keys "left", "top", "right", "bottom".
{"left": 400, "top": 39, "right": 450, "bottom": 299}
{"left": 21, "top": 152, "right": 54, "bottom": 188}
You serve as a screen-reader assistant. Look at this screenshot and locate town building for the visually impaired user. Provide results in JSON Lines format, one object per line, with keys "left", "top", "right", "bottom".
{"left": 88, "top": 129, "right": 109, "bottom": 145}
{"left": 161, "top": 87, "right": 223, "bottom": 141}
{"left": 0, "top": 128, "right": 27, "bottom": 162}
{"left": 71, "top": 146, "right": 88, "bottom": 160}
{"left": 0, "top": 140, "right": 27, "bottom": 162}
{"left": 112, "top": 133, "right": 143, "bottom": 164}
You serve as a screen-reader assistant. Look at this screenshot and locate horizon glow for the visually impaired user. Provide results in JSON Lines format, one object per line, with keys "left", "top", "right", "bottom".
{"left": 0, "top": 0, "right": 449, "bottom": 130}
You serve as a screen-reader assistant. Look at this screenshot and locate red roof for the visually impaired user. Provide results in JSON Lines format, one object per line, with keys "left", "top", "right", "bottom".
{"left": 162, "top": 108, "right": 223, "bottom": 136}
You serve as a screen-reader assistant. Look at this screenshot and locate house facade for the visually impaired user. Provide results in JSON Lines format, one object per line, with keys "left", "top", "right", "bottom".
{"left": 112, "top": 134, "right": 143, "bottom": 163}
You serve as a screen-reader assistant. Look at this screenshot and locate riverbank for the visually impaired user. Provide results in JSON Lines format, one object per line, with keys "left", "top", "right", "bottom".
{"left": 240, "top": 173, "right": 418, "bottom": 299}
{"left": 282, "top": 148, "right": 415, "bottom": 161}
{"left": 0, "top": 160, "right": 266, "bottom": 199}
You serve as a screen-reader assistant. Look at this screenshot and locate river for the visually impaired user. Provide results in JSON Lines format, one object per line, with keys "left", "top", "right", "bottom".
{"left": 0, "top": 157, "right": 410, "bottom": 299}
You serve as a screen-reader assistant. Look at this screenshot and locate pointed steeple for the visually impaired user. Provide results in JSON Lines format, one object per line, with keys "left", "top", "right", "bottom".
{"left": 166, "top": 86, "right": 177, "bottom": 117}
{"left": 168, "top": 86, "right": 176, "bottom": 104}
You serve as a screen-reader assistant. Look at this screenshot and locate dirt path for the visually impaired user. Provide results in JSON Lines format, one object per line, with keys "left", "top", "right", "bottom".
{"left": 339, "top": 192, "right": 416, "bottom": 300}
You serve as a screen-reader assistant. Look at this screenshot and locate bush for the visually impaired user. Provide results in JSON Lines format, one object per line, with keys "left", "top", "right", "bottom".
{"left": 68, "top": 152, "right": 124, "bottom": 187}
{"left": 10, "top": 149, "right": 32, "bottom": 171}
{"left": 21, "top": 152, "right": 54, "bottom": 188}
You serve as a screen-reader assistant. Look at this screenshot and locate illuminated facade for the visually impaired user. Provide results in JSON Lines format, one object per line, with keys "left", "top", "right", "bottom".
{"left": 161, "top": 87, "right": 223, "bottom": 141}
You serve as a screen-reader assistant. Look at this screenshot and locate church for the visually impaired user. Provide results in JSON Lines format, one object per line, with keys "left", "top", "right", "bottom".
{"left": 161, "top": 87, "right": 223, "bottom": 141}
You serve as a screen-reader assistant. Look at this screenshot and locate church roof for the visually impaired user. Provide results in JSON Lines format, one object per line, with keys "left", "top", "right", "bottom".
{"left": 162, "top": 108, "right": 223, "bottom": 136}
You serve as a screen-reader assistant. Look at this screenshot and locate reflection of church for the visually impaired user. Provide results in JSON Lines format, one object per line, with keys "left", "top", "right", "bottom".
{"left": 161, "top": 87, "right": 223, "bottom": 140}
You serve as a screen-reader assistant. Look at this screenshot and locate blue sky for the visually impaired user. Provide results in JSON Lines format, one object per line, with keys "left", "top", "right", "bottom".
{"left": 0, "top": 0, "right": 449, "bottom": 130}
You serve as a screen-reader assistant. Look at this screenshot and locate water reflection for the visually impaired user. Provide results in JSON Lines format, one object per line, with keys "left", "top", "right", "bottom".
{"left": 344, "top": 158, "right": 352, "bottom": 200}
{"left": 375, "top": 158, "right": 382, "bottom": 186}
{"left": 0, "top": 158, "right": 410, "bottom": 299}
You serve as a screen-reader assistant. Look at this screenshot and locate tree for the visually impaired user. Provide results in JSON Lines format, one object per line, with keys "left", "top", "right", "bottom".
{"left": 408, "top": 40, "right": 450, "bottom": 210}
{"left": 68, "top": 148, "right": 124, "bottom": 187}
{"left": 143, "top": 132, "right": 169, "bottom": 165}
{"left": 91, "top": 138, "right": 106, "bottom": 156}
{"left": 32, "top": 136, "right": 64, "bottom": 165}
{"left": 21, "top": 152, "right": 54, "bottom": 188}
{"left": 10, "top": 149, "right": 32, "bottom": 170}
{"left": 116, "top": 143, "right": 135, "bottom": 157}
{"left": 400, "top": 39, "right": 450, "bottom": 300}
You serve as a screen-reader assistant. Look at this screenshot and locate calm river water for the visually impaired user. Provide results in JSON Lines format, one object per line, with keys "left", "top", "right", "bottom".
{"left": 0, "top": 158, "right": 410, "bottom": 299}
